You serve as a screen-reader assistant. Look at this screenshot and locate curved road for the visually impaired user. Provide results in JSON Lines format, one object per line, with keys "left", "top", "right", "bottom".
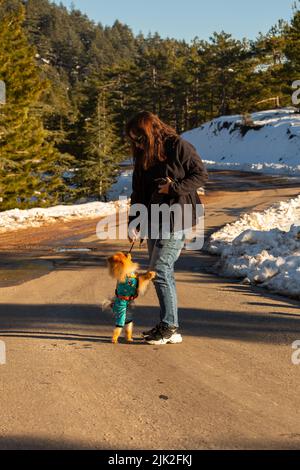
{"left": 0, "top": 171, "right": 300, "bottom": 450}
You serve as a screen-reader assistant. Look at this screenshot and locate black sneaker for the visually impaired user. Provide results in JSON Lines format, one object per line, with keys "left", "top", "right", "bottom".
{"left": 142, "top": 324, "right": 160, "bottom": 338}
{"left": 144, "top": 322, "right": 183, "bottom": 345}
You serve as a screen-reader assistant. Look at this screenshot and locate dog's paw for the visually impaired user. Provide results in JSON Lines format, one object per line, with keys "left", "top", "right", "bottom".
{"left": 145, "top": 271, "right": 156, "bottom": 280}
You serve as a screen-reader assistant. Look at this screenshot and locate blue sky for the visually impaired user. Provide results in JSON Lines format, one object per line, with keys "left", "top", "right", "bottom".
{"left": 53, "top": 0, "right": 295, "bottom": 42}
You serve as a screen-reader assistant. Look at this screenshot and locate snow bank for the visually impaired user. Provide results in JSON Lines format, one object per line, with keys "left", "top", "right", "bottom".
{"left": 206, "top": 196, "right": 300, "bottom": 298}
{"left": 0, "top": 200, "right": 128, "bottom": 233}
{"left": 0, "top": 168, "right": 132, "bottom": 232}
{"left": 183, "top": 107, "right": 300, "bottom": 176}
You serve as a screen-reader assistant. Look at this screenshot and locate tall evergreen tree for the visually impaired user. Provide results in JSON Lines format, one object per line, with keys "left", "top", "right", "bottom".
{"left": 77, "top": 87, "right": 123, "bottom": 201}
{"left": 283, "top": 4, "right": 300, "bottom": 85}
{"left": 0, "top": 1, "right": 69, "bottom": 210}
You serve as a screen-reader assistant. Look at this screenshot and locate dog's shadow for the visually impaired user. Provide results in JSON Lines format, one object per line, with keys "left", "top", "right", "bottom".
{"left": 0, "top": 330, "right": 149, "bottom": 346}
{"left": 117, "top": 337, "right": 148, "bottom": 346}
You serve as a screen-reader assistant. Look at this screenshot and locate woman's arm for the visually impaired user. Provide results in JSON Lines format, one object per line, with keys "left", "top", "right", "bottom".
{"left": 168, "top": 139, "right": 208, "bottom": 197}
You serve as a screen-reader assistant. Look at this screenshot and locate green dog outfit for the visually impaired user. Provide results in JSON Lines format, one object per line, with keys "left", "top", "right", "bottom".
{"left": 113, "top": 274, "right": 139, "bottom": 327}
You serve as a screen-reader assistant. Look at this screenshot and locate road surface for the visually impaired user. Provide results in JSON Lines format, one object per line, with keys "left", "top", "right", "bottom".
{"left": 0, "top": 170, "right": 300, "bottom": 450}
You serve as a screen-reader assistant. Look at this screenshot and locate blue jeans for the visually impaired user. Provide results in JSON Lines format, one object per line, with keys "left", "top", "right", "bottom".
{"left": 147, "top": 232, "right": 185, "bottom": 328}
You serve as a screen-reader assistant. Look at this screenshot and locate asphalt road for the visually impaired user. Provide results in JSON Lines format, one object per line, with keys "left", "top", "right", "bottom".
{"left": 0, "top": 170, "right": 300, "bottom": 450}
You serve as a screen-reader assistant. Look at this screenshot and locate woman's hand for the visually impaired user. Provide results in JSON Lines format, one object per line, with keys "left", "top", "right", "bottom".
{"left": 158, "top": 177, "right": 172, "bottom": 195}
{"left": 128, "top": 227, "right": 140, "bottom": 243}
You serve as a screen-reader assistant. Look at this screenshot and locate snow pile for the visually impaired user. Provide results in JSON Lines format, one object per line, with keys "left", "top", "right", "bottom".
{"left": 206, "top": 196, "right": 300, "bottom": 298}
{"left": 0, "top": 167, "right": 133, "bottom": 232}
{"left": 183, "top": 107, "right": 300, "bottom": 176}
{"left": 0, "top": 199, "right": 128, "bottom": 233}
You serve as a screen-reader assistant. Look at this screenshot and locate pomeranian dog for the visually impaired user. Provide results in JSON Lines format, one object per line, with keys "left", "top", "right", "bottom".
{"left": 106, "top": 252, "right": 156, "bottom": 344}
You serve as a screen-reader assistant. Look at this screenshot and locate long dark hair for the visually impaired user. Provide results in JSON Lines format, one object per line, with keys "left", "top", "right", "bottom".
{"left": 125, "top": 111, "right": 179, "bottom": 170}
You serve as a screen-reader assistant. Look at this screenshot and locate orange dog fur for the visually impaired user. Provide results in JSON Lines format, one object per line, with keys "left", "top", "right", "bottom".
{"left": 106, "top": 252, "right": 156, "bottom": 343}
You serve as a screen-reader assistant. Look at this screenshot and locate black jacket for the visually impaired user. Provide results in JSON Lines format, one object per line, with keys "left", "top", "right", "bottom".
{"left": 129, "top": 136, "right": 208, "bottom": 235}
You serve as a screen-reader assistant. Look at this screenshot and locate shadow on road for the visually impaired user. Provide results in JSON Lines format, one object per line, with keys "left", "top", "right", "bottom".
{"left": 206, "top": 170, "right": 300, "bottom": 194}
{"left": 1, "top": 433, "right": 299, "bottom": 450}
{"left": 0, "top": 434, "right": 110, "bottom": 450}
{"left": 0, "top": 303, "right": 299, "bottom": 345}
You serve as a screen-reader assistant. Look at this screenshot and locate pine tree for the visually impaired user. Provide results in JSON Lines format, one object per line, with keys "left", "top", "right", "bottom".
{"left": 78, "top": 88, "right": 123, "bottom": 201}
{"left": 283, "top": 5, "right": 300, "bottom": 86}
{"left": 0, "top": 0, "right": 70, "bottom": 210}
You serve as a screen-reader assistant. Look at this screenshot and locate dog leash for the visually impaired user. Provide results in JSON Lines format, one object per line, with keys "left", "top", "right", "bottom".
{"left": 127, "top": 195, "right": 151, "bottom": 256}
{"left": 127, "top": 238, "right": 144, "bottom": 256}
{"left": 127, "top": 179, "right": 170, "bottom": 256}
{"left": 127, "top": 240, "right": 135, "bottom": 255}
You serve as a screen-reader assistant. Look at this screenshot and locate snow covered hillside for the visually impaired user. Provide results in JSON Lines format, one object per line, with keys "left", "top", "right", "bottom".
{"left": 108, "top": 108, "right": 300, "bottom": 202}
{"left": 183, "top": 107, "right": 300, "bottom": 176}
{"left": 206, "top": 196, "right": 300, "bottom": 298}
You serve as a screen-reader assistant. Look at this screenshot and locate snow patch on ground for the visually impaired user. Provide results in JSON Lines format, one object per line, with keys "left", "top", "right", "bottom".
{"left": 183, "top": 107, "right": 300, "bottom": 176}
{"left": 55, "top": 248, "right": 92, "bottom": 253}
{"left": 0, "top": 200, "right": 128, "bottom": 233}
{"left": 206, "top": 196, "right": 300, "bottom": 298}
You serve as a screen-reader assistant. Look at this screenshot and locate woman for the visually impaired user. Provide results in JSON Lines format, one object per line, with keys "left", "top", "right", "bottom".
{"left": 126, "top": 111, "right": 208, "bottom": 345}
